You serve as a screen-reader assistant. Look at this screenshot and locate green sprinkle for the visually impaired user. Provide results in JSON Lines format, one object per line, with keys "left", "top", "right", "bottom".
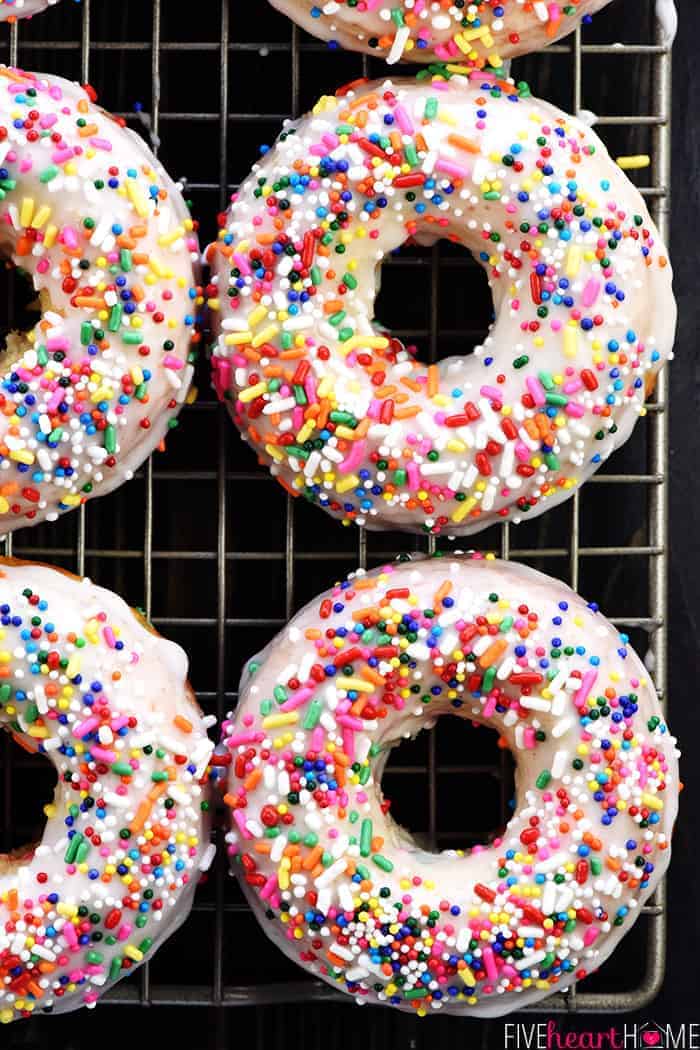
{"left": 108, "top": 304, "right": 123, "bottom": 332}
{"left": 121, "top": 331, "right": 143, "bottom": 345}
{"left": 372, "top": 854, "right": 393, "bottom": 872}
{"left": 423, "top": 98, "right": 438, "bottom": 120}
{"left": 482, "top": 665, "right": 497, "bottom": 693}
{"left": 104, "top": 425, "right": 117, "bottom": 455}
{"left": 536, "top": 770, "right": 552, "bottom": 790}
{"left": 302, "top": 699, "right": 323, "bottom": 730}
{"left": 80, "top": 322, "right": 93, "bottom": 346}
{"left": 360, "top": 819, "right": 373, "bottom": 858}
{"left": 39, "top": 166, "right": 59, "bottom": 183}
{"left": 64, "top": 833, "right": 84, "bottom": 865}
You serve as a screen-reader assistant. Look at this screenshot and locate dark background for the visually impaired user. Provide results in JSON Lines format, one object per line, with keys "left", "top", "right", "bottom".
{"left": 1, "top": 0, "right": 699, "bottom": 1046}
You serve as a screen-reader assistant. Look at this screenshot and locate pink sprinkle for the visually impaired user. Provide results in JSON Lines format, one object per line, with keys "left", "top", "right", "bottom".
{"left": 90, "top": 746, "right": 117, "bottom": 764}
{"left": 280, "top": 687, "right": 314, "bottom": 712}
{"left": 338, "top": 440, "right": 367, "bottom": 475}
{"left": 435, "top": 157, "right": 470, "bottom": 180}
{"left": 526, "top": 376, "right": 547, "bottom": 406}
{"left": 582, "top": 278, "right": 600, "bottom": 307}
{"left": 260, "top": 874, "right": 279, "bottom": 901}
{"left": 394, "top": 105, "right": 414, "bottom": 134}
{"left": 73, "top": 716, "right": 99, "bottom": 740}
{"left": 234, "top": 809, "right": 253, "bottom": 840}
{"left": 574, "top": 670, "right": 598, "bottom": 709}
{"left": 482, "top": 946, "right": 499, "bottom": 982}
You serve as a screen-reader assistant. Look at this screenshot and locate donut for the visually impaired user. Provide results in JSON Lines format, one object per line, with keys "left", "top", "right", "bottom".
{"left": 0, "top": 558, "right": 215, "bottom": 1023}
{"left": 267, "top": 0, "right": 611, "bottom": 66}
{"left": 0, "top": 66, "right": 201, "bottom": 534}
{"left": 220, "top": 553, "right": 679, "bottom": 1016}
{"left": 208, "top": 75, "right": 675, "bottom": 537}
{"left": 0, "top": 0, "right": 59, "bottom": 20}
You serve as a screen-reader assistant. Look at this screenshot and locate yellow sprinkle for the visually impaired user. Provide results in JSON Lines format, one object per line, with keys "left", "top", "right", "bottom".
{"left": 452, "top": 496, "right": 476, "bottom": 523}
{"left": 338, "top": 678, "right": 375, "bottom": 694}
{"left": 126, "top": 180, "right": 149, "bottom": 218}
{"left": 20, "top": 198, "right": 35, "bottom": 227}
{"left": 336, "top": 474, "right": 359, "bottom": 494}
{"left": 9, "top": 449, "right": 34, "bottom": 465}
{"left": 641, "top": 793, "right": 663, "bottom": 811}
{"left": 148, "top": 257, "right": 169, "bottom": 279}
{"left": 265, "top": 443, "right": 285, "bottom": 462}
{"left": 340, "top": 335, "right": 389, "bottom": 354}
{"left": 261, "top": 712, "right": 299, "bottom": 730}
{"left": 616, "top": 154, "right": 650, "bottom": 170}
{"left": 564, "top": 326, "right": 578, "bottom": 358}
{"left": 247, "top": 305, "right": 268, "bottom": 329}
{"left": 224, "top": 331, "right": 253, "bottom": 346}
{"left": 238, "top": 382, "right": 267, "bottom": 403}
{"left": 157, "top": 226, "right": 185, "bottom": 247}
{"left": 463, "top": 24, "right": 492, "bottom": 41}
{"left": 565, "top": 246, "right": 582, "bottom": 277}
{"left": 0, "top": 497, "right": 8, "bottom": 514}
{"left": 251, "top": 324, "right": 279, "bottom": 348}
{"left": 124, "top": 945, "right": 144, "bottom": 963}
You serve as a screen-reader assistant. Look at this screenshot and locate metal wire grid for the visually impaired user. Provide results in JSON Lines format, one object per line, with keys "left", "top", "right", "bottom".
{"left": 0, "top": 0, "right": 671, "bottom": 1023}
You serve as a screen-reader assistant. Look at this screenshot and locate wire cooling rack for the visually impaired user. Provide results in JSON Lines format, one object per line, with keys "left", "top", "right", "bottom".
{"left": 0, "top": 0, "right": 672, "bottom": 1031}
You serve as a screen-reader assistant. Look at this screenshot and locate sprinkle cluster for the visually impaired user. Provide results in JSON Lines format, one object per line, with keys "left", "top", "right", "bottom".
{"left": 270, "top": 0, "right": 608, "bottom": 67}
{"left": 209, "top": 75, "right": 674, "bottom": 536}
{"left": 0, "top": 563, "right": 214, "bottom": 1022}
{"left": 0, "top": 67, "right": 201, "bottom": 534}
{"left": 220, "top": 554, "right": 678, "bottom": 1015}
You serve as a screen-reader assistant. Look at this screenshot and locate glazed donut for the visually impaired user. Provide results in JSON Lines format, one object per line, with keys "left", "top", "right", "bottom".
{"left": 0, "top": 0, "right": 58, "bottom": 20}
{"left": 221, "top": 553, "right": 679, "bottom": 1016}
{"left": 268, "top": 0, "right": 611, "bottom": 66}
{"left": 0, "top": 66, "right": 200, "bottom": 534}
{"left": 208, "top": 75, "right": 674, "bottom": 537}
{"left": 0, "top": 559, "right": 215, "bottom": 1023}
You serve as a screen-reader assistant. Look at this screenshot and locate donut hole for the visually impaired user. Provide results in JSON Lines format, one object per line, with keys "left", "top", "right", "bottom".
{"left": 373, "top": 241, "right": 494, "bottom": 364}
{"left": 382, "top": 716, "right": 515, "bottom": 854}
{"left": 0, "top": 260, "right": 46, "bottom": 369}
{"left": 0, "top": 730, "right": 57, "bottom": 860}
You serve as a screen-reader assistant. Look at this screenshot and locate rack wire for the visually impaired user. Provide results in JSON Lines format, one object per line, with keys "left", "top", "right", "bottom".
{"left": 0, "top": 0, "right": 672, "bottom": 1034}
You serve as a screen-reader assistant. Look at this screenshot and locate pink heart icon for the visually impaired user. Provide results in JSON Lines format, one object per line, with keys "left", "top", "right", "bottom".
{"left": 642, "top": 1033, "right": 661, "bottom": 1047}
